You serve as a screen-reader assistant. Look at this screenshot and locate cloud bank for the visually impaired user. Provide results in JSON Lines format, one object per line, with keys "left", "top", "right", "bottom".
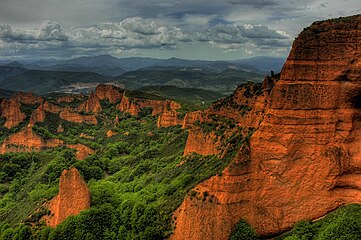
{"left": 0, "top": 0, "right": 360, "bottom": 59}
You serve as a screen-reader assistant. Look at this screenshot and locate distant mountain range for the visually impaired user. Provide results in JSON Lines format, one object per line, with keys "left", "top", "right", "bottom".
{"left": 0, "top": 55, "right": 285, "bottom": 96}
{"left": 3, "top": 55, "right": 285, "bottom": 74}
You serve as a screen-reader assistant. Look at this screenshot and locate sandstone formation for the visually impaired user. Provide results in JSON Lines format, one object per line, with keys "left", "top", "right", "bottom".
{"left": 157, "top": 109, "right": 183, "bottom": 127}
{"left": 29, "top": 103, "right": 46, "bottom": 126}
{"left": 181, "top": 111, "right": 206, "bottom": 129}
{"left": 106, "top": 130, "right": 118, "bottom": 138}
{"left": 0, "top": 127, "right": 63, "bottom": 154}
{"left": 118, "top": 95, "right": 181, "bottom": 116}
{"left": 43, "top": 101, "right": 71, "bottom": 114}
{"left": 67, "top": 144, "right": 95, "bottom": 160}
{"left": 95, "top": 84, "right": 124, "bottom": 103}
{"left": 57, "top": 96, "right": 75, "bottom": 104}
{"left": 183, "top": 130, "right": 222, "bottom": 156}
{"left": 181, "top": 82, "right": 268, "bottom": 158}
{"left": 77, "top": 93, "right": 102, "bottom": 113}
{"left": 45, "top": 167, "right": 90, "bottom": 227}
{"left": 60, "top": 110, "right": 97, "bottom": 125}
{"left": 1, "top": 98, "right": 26, "bottom": 129}
{"left": 14, "top": 92, "right": 43, "bottom": 105}
{"left": 57, "top": 124, "right": 64, "bottom": 133}
{"left": 171, "top": 15, "right": 361, "bottom": 240}
{"left": 0, "top": 127, "right": 93, "bottom": 160}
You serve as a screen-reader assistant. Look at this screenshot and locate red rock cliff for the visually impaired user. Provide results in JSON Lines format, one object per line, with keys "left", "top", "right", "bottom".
{"left": 182, "top": 82, "right": 268, "bottom": 157}
{"left": 0, "top": 127, "right": 63, "bottom": 154}
{"left": 171, "top": 15, "right": 361, "bottom": 240}
{"left": 1, "top": 98, "right": 26, "bottom": 129}
{"left": 14, "top": 92, "right": 44, "bottom": 105}
{"left": 60, "top": 110, "right": 97, "bottom": 125}
{"left": 95, "top": 84, "right": 124, "bottom": 103}
{"left": 45, "top": 167, "right": 90, "bottom": 227}
{"left": 29, "top": 103, "right": 46, "bottom": 126}
{"left": 118, "top": 95, "right": 181, "bottom": 116}
{"left": 157, "top": 109, "right": 183, "bottom": 127}
{"left": 77, "top": 93, "right": 102, "bottom": 113}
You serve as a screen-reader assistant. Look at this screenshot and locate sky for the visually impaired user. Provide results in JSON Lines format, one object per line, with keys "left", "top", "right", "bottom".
{"left": 0, "top": 0, "right": 360, "bottom": 60}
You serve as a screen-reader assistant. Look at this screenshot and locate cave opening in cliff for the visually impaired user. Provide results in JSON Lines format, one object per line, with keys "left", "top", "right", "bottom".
{"left": 352, "top": 93, "right": 361, "bottom": 109}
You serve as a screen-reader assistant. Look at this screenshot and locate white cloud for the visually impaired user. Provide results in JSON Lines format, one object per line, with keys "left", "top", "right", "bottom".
{"left": 38, "top": 21, "right": 68, "bottom": 41}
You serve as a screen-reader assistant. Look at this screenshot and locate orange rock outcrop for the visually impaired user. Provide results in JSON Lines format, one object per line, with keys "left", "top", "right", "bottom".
{"left": 0, "top": 127, "right": 93, "bottom": 160}
{"left": 118, "top": 95, "right": 181, "bottom": 116}
{"left": 183, "top": 130, "right": 222, "bottom": 156}
{"left": 95, "top": 84, "right": 124, "bottom": 103}
{"left": 67, "top": 144, "right": 95, "bottom": 160}
{"left": 77, "top": 93, "right": 102, "bottom": 113}
{"left": 106, "top": 130, "right": 118, "bottom": 137}
{"left": 14, "top": 92, "right": 44, "bottom": 105}
{"left": 0, "top": 127, "right": 63, "bottom": 154}
{"left": 1, "top": 99, "right": 26, "bottom": 129}
{"left": 29, "top": 103, "right": 46, "bottom": 126}
{"left": 45, "top": 167, "right": 90, "bottom": 227}
{"left": 43, "top": 101, "right": 71, "bottom": 114}
{"left": 171, "top": 15, "right": 361, "bottom": 240}
{"left": 57, "top": 96, "right": 75, "bottom": 104}
{"left": 60, "top": 110, "right": 97, "bottom": 125}
{"left": 181, "top": 82, "right": 268, "bottom": 157}
{"left": 157, "top": 109, "right": 183, "bottom": 127}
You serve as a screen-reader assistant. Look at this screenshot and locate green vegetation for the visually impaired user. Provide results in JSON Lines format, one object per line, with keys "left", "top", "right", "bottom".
{"left": 229, "top": 204, "right": 361, "bottom": 240}
{"left": 277, "top": 204, "right": 361, "bottom": 240}
{"left": 229, "top": 219, "right": 259, "bottom": 240}
{"left": 0, "top": 99, "right": 237, "bottom": 239}
{"left": 118, "top": 68, "right": 264, "bottom": 95}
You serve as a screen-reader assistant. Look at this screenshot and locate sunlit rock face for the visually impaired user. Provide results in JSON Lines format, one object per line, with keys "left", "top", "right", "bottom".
{"left": 45, "top": 168, "right": 90, "bottom": 227}
{"left": 171, "top": 15, "right": 361, "bottom": 240}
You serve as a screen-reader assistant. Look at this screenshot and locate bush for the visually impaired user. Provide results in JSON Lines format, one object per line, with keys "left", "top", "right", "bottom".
{"left": 229, "top": 219, "right": 259, "bottom": 240}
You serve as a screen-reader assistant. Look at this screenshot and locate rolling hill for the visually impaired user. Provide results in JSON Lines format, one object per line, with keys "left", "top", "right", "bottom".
{"left": 0, "top": 70, "right": 115, "bottom": 95}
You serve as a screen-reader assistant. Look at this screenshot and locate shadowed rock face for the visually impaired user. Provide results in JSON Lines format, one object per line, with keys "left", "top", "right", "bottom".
{"left": 171, "top": 15, "right": 361, "bottom": 240}
{"left": 45, "top": 168, "right": 90, "bottom": 227}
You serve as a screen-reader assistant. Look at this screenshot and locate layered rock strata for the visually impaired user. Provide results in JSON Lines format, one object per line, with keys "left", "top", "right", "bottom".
{"left": 171, "top": 15, "right": 361, "bottom": 240}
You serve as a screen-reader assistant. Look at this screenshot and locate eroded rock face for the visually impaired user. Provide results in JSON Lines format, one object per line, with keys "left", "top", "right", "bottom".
{"left": 67, "top": 144, "right": 95, "bottom": 160}
{"left": 171, "top": 15, "right": 361, "bottom": 240}
{"left": 0, "top": 127, "right": 63, "bottom": 154}
{"left": 57, "top": 96, "right": 75, "bottom": 104}
{"left": 45, "top": 167, "right": 90, "bottom": 227}
{"left": 77, "top": 93, "right": 102, "bottom": 113}
{"left": 29, "top": 103, "right": 46, "bottom": 126}
{"left": 118, "top": 96, "right": 181, "bottom": 116}
{"left": 14, "top": 92, "right": 43, "bottom": 105}
{"left": 1, "top": 99, "right": 26, "bottom": 129}
{"left": 60, "top": 110, "right": 97, "bottom": 125}
{"left": 157, "top": 109, "right": 183, "bottom": 127}
{"left": 0, "top": 127, "right": 93, "bottom": 160}
{"left": 181, "top": 82, "right": 268, "bottom": 157}
{"left": 183, "top": 130, "right": 221, "bottom": 156}
{"left": 95, "top": 84, "right": 124, "bottom": 103}
{"left": 43, "top": 101, "right": 71, "bottom": 114}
